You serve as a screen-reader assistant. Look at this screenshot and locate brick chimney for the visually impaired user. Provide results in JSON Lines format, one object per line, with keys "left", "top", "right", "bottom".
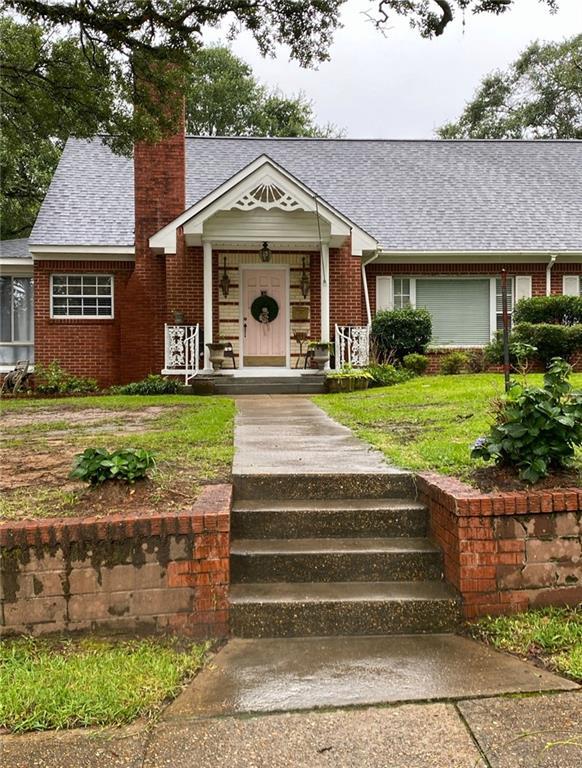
{"left": 120, "top": 89, "right": 186, "bottom": 383}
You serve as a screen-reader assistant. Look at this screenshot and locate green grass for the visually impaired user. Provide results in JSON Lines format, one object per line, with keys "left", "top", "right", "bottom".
{"left": 0, "top": 636, "right": 208, "bottom": 733}
{"left": 0, "top": 394, "right": 235, "bottom": 520}
{"left": 314, "top": 373, "right": 582, "bottom": 479}
{"left": 470, "top": 607, "right": 582, "bottom": 682}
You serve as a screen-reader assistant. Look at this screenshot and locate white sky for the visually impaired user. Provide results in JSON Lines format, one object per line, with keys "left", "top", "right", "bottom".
{"left": 206, "top": 0, "right": 581, "bottom": 138}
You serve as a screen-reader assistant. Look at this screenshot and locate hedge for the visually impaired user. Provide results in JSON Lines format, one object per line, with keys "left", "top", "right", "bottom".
{"left": 513, "top": 295, "right": 582, "bottom": 326}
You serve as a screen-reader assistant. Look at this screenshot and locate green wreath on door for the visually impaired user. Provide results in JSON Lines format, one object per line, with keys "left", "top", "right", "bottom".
{"left": 250, "top": 294, "right": 279, "bottom": 324}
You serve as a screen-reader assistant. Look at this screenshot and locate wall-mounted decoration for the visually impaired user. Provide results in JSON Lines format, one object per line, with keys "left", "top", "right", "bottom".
{"left": 220, "top": 257, "right": 231, "bottom": 298}
{"left": 300, "top": 256, "right": 310, "bottom": 298}
{"left": 291, "top": 305, "right": 309, "bottom": 322}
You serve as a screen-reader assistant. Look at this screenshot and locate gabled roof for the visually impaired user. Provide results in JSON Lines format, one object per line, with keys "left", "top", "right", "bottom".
{"left": 150, "top": 154, "right": 377, "bottom": 255}
{"left": 0, "top": 238, "right": 31, "bottom": 260}
{"left": 30, "top": 136, "right": 582, "bottom": 253}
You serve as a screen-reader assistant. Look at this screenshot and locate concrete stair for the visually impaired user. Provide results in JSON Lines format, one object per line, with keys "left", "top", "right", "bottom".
{"left": 193, "top": 374, "right": 326, "bottom": 395}
{"left": 229, "top": 472, "right": 462, "bottom": 638}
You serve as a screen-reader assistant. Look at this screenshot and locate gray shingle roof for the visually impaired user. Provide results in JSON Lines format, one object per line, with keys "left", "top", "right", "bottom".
{"left": 0, "top": 238, "right": 31, "bottom": 259}
{"left": 31, "top": 137, "right": 582, "bottom": 252}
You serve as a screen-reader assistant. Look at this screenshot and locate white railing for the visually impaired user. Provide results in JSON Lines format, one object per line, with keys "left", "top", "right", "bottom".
{"left": 164, "top": 324, "right": 200, "bottom": 383}
{"left": 335, "top": 325, "right": 370, "bottom": 369}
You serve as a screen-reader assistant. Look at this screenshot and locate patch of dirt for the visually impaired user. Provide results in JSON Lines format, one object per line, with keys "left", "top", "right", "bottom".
{"left": 0, "top": 405, "right": 182, "bottom": 430}
{"left": 470, "top": 465, "right": 581, "bottom": 493}
{"left": 0, "top": 404, "right": 203, "bottom": 518}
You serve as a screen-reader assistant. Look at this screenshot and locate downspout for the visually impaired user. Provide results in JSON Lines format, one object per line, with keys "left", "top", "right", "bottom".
{"left": 546, "top": 253, "right": 557, "bottom": 296}
{"left": 362, "top": 251, "right": 379, "bottom": 327}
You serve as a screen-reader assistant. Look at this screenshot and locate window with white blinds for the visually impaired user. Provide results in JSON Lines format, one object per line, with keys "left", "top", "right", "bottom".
{"left": 415, "top": 279, "right": 491, "bottom": 346}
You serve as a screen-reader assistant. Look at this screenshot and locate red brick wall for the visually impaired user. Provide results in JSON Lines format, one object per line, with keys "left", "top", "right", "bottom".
{"left": 33, "top": 260, "right": 134, "bottom": 387}
{"left": 165, "top": 235, "right": 204, "bottom": 327}
{"left": 330, "top": 237, "right": 364, "bottom": 334}
{"left": 121, "top": 117, "right": 186, "bottom": 383}
{"left": 418, "top": 473, "right": 582, "bottom": 619}
{"left": 0, "top": 485, "right": 231, "bottom": 640}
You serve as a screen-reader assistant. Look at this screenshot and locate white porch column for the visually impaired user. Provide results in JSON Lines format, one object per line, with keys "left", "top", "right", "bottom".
{"left": 320, "top": 242, "right": 330, "bottom": 343}
{"left": 203, "top": 240, "right": 213, "bottom": 371}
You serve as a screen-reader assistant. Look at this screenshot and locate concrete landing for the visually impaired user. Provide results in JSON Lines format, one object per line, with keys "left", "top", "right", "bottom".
{"left": 164, "top": 635, "right": 578, "bottom": 718}
{"left": 233, "top": 395, "right": 397, "bottom": 475}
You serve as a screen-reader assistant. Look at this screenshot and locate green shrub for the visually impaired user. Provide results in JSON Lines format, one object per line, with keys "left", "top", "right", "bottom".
{"left": 366, "top": 363, "right": 414, "bottom": 388}
{"left": 440, "top": 351, "right": 469, "bottom": 375}
{"left": 514, "top": 295, "right": 582, "bottom": 326}
{"left": 35, "top": 361, "right": 98, "bottom": 395}
{"left": 402, "top": 353, "right": 428, "bottom": 375}
{"left": 70, "top": 448, "right": 156, "bottom": 485}
{"left": 371, "top": 308, "right": 432, "bottom": 363}
{"left": 111, "top": 374, "right": 182, "bottom": 395}
{"left": 471, "top": 358, "right": 582, "bottom": 483}
{"left": 485, "top": 323, "right": 582, "bottom": 368}
{"left": 467, "top": 349, "right": 487, "bottom": 373}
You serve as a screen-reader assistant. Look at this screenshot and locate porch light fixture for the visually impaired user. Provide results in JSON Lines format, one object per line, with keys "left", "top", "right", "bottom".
{"left": 220, "top": 257, "right": 230, "bottom": 298}
{"left": 300, "top": 256, "right": 310, "bottom": 299}
{"left": 259, "top": 241, "right": 272, "bottom": 263}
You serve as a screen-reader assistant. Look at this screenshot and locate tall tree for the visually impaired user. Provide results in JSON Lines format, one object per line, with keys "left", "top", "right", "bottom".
{"left": 185, "top": 47, "right": 339, "bottom": 137}
{"left": 438, "top": 34, "right": 582, "bottom": 139}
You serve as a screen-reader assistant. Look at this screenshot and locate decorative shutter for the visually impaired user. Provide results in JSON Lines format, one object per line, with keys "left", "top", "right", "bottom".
{"left": 515, "top": 276, "right": 532, "bottom": 301}
{"left": 415, "top": 279, "right": 491, "bottom": 345}
{"left": 376, "top": 276, "right": 393, "bottom": 312}
{"left": 563, "top": 276, "right": 580, "bottom": 296}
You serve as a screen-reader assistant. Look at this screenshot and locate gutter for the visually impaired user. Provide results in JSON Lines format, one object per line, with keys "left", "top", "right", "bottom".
{"left": 362, "top": 251, "right": 379, "bottom": 327}
{"left": 546, "top": 253, "right": 557, "bottom": 296}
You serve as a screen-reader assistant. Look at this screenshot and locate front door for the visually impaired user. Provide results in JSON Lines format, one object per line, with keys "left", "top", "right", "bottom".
{"left": 242, "top": 268, "right": 287, "bottom": 366}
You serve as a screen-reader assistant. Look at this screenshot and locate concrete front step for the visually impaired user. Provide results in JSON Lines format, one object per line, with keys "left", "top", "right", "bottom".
{"left": 233, "top": 472, "right": 416, "bottom": 501}
{"left": 195, "top": 375, "right": 326, "bottom": 395}
{"left": 231, "top": 537, "right": 442, "bottom": 583}
{"left": 230, "top": 581, "right": 462, "bottom": 638}
{"left": 232, "top": 498, "right": 428, "bottom": 539}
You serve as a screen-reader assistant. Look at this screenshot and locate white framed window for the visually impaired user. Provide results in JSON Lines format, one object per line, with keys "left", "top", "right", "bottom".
{"left": 563, "top": 275, "right": 582, "bottom": 296}
{"left": 0, "top": 276, "right": 34, "bottom": 365}
{"left": 393, "top": 278, "right": 411, "bottom": 309}
{"left": 51, "top": 274, "right": 114, "bottom": 318}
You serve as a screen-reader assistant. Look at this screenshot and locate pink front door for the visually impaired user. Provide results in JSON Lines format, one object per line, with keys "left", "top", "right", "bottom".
{"left": 242, "top": 268, "right": 287, "bottom": 366}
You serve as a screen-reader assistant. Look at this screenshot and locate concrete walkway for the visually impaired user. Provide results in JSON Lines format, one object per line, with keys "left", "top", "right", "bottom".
{"left": 233, "top": 395, "right": 400, "bottom": 475}
{"left": 3, "top": 690, "right": 581, "bottom": 768}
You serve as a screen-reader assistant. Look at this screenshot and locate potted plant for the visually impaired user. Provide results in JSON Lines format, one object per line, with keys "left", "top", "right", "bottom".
{"left": 206, "top": 341, "right": 228, "bottom": 370}
{"left": 309, "top": 341, "right": 333, "bottom": 370}
{"left": 325, "top": 365, "right": 372, "bottom": 393}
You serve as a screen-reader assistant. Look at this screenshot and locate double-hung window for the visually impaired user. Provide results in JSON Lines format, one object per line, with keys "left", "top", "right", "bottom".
{"left": 563, "top": 276, "right": 582, "bottom": 296}
{"left": 0, "top": 276, "right": 34, "bottom": 365}
{"left": 393, "top": 278, "right": 411, "bottom": 309}
{"left": 51, "top": 275, "right": 113, "bottom": 318}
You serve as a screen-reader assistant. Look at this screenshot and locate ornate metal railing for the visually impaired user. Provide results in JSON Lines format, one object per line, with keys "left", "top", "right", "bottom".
{"left": 164, "top": 324, "right": 200, "bottom": 383}
{"left": 334, "top": 325, "right": 370, "bottom": 369}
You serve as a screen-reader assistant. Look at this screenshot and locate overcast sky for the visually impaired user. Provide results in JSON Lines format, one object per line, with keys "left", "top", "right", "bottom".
{"left": 206, "top": 0, "right": 580, "bottom": 138}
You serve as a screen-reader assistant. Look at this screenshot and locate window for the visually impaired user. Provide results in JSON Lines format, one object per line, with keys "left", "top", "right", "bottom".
{"left": 563, "top": 275, "right": 582, "bottom": 296}
{"left": 416, "top": 279, "right": 492, "bottom": 346}
{"left": 0, "top": 276, "right": 34, "bottom": 365}
{"left": 393, "top": 278, "right": 411, "bottom": 309}
{"left": 51, "top": 275, "right": 113, "bottom": 318}
{"left": 495, "top": 277, "right": 514, "bottom": 331}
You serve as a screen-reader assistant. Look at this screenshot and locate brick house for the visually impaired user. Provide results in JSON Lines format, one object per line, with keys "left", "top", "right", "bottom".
{"left": 1, "top": 129, "right": 581, "bottom": 386}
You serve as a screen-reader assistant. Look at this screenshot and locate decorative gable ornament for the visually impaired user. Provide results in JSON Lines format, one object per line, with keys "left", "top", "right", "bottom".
{"left": 232, "top": 179, "right": 302, "bottom": 212}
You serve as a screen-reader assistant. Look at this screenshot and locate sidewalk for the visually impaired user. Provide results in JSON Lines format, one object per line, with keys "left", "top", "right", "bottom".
{"left": 2, "top": 690, "right": 580, "bottom": 768}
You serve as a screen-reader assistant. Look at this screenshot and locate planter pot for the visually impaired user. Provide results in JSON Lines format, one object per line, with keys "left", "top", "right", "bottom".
{"left": 325, "top": 378, "right": 354, "bottom": 394}
{"left": 353, "top": 377, "right": 369, "bottom": 391}
{"left": 311, "top": 344, "right": 330, "bottom": 371}
{"left": 206, "top": 343, "right": 227, "bottom": 371}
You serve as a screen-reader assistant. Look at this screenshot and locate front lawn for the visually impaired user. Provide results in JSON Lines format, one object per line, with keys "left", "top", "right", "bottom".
{"left": 0, "top": 394, "right": 235, "bottom": 520}
{"left": 0, "top": 636, "right": 207, "bottom": 733}
{"left": 470, "top": 607, "right": 582, "bottom": 683}
{"left": 314, "top": 373, "right": 582, "bottom": 482}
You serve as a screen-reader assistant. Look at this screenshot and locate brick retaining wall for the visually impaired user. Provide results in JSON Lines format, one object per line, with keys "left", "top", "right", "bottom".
{"left": 0, "top": 485, "right": 231, "bottom": 639}
{"left": 417, "top": 473, "right": 582, "bottom": 618}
